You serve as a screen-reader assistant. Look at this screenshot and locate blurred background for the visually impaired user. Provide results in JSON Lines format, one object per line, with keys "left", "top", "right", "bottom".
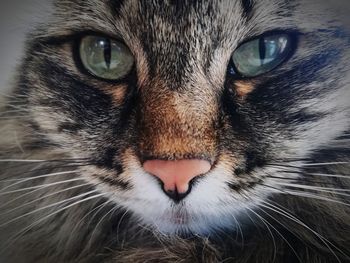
{"left": 0, "top": 0, "right": 52, "bottom": 93}
{"left": 0, "top": 0, "right": 349, "bottom": 94}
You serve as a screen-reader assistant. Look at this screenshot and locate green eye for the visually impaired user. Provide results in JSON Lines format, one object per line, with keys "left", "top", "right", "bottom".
{"left": 79, "top": 36, "right": 134, "bottom": 80}
{"left": 231, "top": 34, "right": 292, "bottom": 77}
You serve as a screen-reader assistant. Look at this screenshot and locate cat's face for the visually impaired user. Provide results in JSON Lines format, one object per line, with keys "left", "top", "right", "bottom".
{"left": 21, "top": 0, "right": 349, "bottom": 234}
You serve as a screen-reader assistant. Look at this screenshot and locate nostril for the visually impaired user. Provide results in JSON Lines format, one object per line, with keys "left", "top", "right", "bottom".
{"left": 143, "top": 159, "right": 211, "bottom": 196}
{"left": 164, "top": 187, "right": 191, "bottom": 203}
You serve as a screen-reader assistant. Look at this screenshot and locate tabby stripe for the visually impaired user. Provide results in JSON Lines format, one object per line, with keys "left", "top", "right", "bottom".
{"left": 241, "top": 0, "right": 254, "bottom": 20}
{"left": 108, "top": 0, "right": 126, "bottom": 18}
{"left": 99, "top": 176, "right": 130, "bottom": 190}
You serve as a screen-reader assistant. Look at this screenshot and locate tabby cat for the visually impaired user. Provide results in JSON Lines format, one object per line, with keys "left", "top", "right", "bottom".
{"left": 0, "top": 0, "right": 349, "bottom": 262}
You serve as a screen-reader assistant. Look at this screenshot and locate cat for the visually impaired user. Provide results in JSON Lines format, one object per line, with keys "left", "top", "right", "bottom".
{"left": 0, "top": 0, "right": 349, "bottom": 262}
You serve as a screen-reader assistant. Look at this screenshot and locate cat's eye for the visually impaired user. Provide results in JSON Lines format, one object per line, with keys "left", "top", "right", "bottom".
{"left": 79, "top": 36, "right": 134, "bottom": 80}
{"left": 231, "top": 34, "right": 293, "bottom": 78}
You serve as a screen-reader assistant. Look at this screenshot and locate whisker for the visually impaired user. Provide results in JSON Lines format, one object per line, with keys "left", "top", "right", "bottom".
{"left": 255, "top": 206, "right": 303, "bottom": 262}
{"left": 280, "top": 182, "right": 350, "bottom": 193}
{"left": 0, "top": 163, "right": 93, "bottom": 181}
{"left": 229, "top": 213, "right": 244, "bottom": 243}
{"left": 116, "top": 208, "right": 132, "bottom": 245}
{"left": 266, "top": 163, "right": 302, "bottom": 170}
{"left": 0, "top": 158, "right": 90, "bottom": 163}
{"left": 0, "top": 189, "right": 99, "bottom": 228}
{"left": 259, "top": 201, "right": 348, "bottom": 262}
{"left": 262, "top": 184, "right": 350, "bottom": 207}
{"left": 0, "top": 159, "right": 60, "bottom": 163}
{"left": 273, "top": 182, "right": 350, "bottom": 196}
{"left": 0, "top": 170, "right": 79, "bottom": 191}
{"left": 0, "top": 182, "right": 92, "bottom": 216}
{"left": 2, "top": 159, "right": 93, "bottom": 175}
{"left": 266, "top": 175, "right": 347, "bottom": 187}
{"left": 244, "top": 207, "right": 277, "bottom": 262}
{"left": 72, "top": 198, "right": 113, "bottom": 233}
{"left": 0, "top": 159, "right": 93, "bottom": 177}
{"left": 278, "top": 170, "right": 350, "bottom": 179}
{"left": 267, "top": 160, "right": 350, "bottom": 169}
{"left": 135, "top": 224, "right": 170, "bottom": 249}
{"left": 285, "top": 189, "right": 350, "bottom": 206}
{"left": 87, "top": 205, "right": 117, "bottom": 248}
{"left": 0, "top": 179, "right": 89, "bottom": 210}
{"left": 1, "top": 192, "right": 106, "bottom": 254}
{"left": 64, "top": 198, "right": 113, "bottom": 251}
{"left": 265, "top": 162, "right": 349, "bottom": 173}
{"left": 0, "top": 178, "right": 84, "bottom": 196}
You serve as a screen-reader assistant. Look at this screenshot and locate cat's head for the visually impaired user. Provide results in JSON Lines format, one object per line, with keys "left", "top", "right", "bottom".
{"left": 18, "top": 0, "right": 349, "bottom": 234}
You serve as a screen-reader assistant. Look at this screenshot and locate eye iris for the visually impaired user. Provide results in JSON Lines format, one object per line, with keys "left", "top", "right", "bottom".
{"left": 79, "top": 36, "right": 134, "bottom": 80}
{"left": 231, "top": 34, "right": 292, "bottom": 77}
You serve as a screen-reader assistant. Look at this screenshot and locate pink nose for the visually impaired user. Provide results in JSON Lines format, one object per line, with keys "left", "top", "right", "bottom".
{"left": 143, "top": 159, "right": 211, "bottom": 194}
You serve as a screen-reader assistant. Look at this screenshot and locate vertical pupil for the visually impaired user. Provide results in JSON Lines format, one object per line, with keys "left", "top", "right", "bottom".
{"left": 103, "top": 38, "right": 112, "bottom": 69}
{"left": 258, "top": 37, "right": 266, "bottom": 65}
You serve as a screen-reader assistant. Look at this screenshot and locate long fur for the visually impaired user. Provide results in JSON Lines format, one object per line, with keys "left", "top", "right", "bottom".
{"left": 0, "top": 0, "right": 349, "bottom": 262}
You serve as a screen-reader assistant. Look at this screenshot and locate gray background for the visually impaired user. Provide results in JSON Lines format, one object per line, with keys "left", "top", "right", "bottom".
{"left": 0, "top": 0, "right": 349, "bottom": 93}
{"left": 0, "top": 0, "right": 52, "bottom": 93}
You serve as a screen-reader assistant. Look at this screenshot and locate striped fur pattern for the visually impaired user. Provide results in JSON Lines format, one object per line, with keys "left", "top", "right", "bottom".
{"left": 0, "top": 0, "right": 349, "bottom": 262}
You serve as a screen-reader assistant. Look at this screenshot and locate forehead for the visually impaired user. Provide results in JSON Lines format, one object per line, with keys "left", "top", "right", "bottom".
{"left": 53, "top": 0, "right": 297, "bottom": 38}
{"left": 48, "top": 0, "right": 338, "bottom": 46}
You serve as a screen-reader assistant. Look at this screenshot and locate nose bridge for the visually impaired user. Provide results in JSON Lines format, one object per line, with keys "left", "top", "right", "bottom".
{"left": 138, "top": 80, "right": 217, "bottom": 160}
